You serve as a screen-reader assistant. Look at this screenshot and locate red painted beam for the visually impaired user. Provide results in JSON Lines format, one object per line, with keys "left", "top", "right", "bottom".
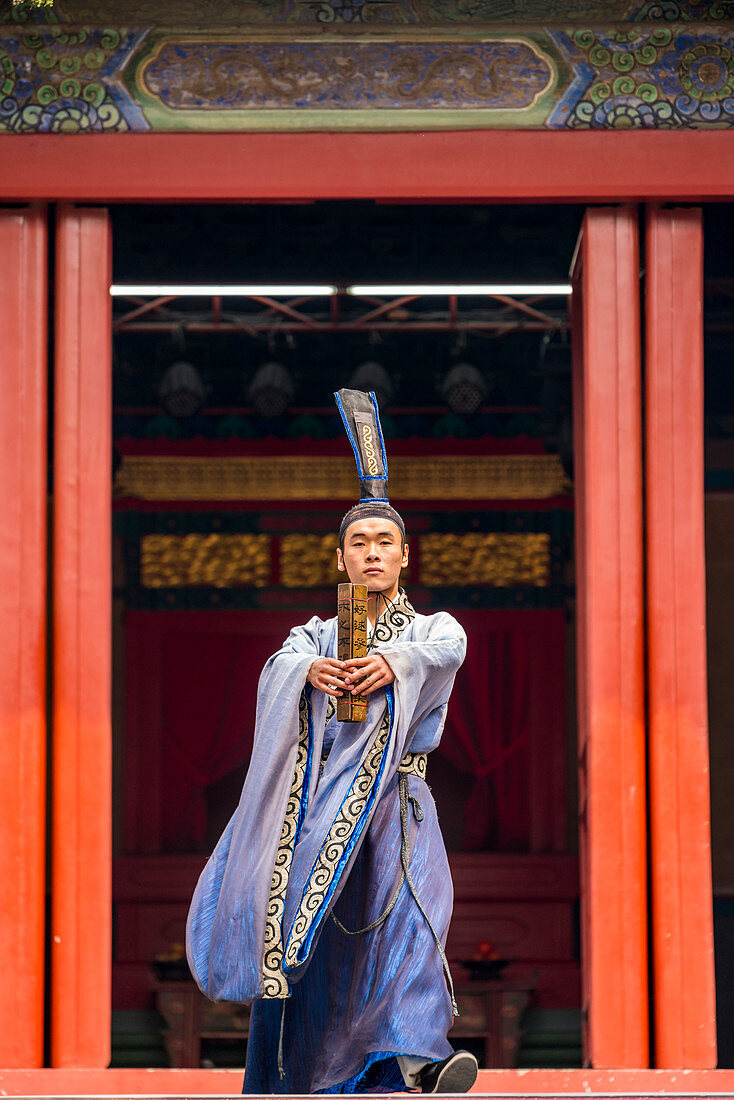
{"left": 52, "top": 206, "right": 113, "bottom": 1067}
{"left": 645, "top": 207, "right": 717, "bottom": 1069}
{"left": 0, "top": 206, "right": 47, "bottom": 1067}
{"left": 572, "top": 207, "right": 648, "bottom": 1067}
{"left": 1, "top": 132, "right": 734, "bottom": 202}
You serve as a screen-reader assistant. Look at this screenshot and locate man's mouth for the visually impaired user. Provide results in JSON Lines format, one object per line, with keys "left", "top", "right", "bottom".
{"left": 364, "top": 568, "right": 382, "bottom": 575}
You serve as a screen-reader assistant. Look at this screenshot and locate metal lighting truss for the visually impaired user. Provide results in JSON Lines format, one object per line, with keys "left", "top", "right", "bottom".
{"left": 112, "top": 289, "right": 570, "bottom": 338}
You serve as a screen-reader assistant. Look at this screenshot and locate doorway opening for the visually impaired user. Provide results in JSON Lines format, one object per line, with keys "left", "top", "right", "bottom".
{"left": 109, "top": 201, "right": 582, "bottom": 1071}
{"left": 703, "top": 203, "right": 734, "bottom": 1070}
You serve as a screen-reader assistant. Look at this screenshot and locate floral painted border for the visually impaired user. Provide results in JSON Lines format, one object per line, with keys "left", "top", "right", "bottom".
{"left": 1, "top": 16, "right": 734, "bottom": 131}
{"left": 551, "top": 25, "right": 734, "bottom": 127}
{"left": 0, "top": 25, "right": 148, "bottom": 131}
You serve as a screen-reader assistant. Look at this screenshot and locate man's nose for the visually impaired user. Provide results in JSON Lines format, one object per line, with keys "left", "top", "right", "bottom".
{"left": 366, "top": 544, "right": 381, "bottom": 559}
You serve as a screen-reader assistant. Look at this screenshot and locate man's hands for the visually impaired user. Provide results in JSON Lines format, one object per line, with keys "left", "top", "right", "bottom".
{"left": 307, "top": 654, "right": 395, "bottom": 698}
{"left": 343, "top": 654, "right": 395, "bottom": 696}
{"left": 307, "top": 658, "right": 347, "bottom": 697}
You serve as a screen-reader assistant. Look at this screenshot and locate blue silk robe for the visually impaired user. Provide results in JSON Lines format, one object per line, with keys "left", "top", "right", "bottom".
{"left": 186, "top": 591, "right": 466, "bottom": 1092}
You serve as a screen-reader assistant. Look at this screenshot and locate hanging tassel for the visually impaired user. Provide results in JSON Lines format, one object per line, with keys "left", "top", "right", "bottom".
{"left": 399, "top": 775, "right": 460, "bottom": 1018}
{"left": 277, "top": 997, "right": 287, "bottom": 1081}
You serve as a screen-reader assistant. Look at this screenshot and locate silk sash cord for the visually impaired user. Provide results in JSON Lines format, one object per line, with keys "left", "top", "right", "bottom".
{"left": 440, "top": 621, "right": 531, "bottom": 852}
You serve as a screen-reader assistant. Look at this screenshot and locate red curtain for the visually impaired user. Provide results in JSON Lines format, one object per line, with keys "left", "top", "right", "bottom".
{"left": 439, "top": 610, "right": 565, "bottom": 852}
{"left": 158, "top": 629, "right": 264, "bottom": 850}
{"left": 125, "top": 610, "right": 303, "bottom": 854}
{"left": 125, "top": 609, "right": 565, "bottom": 855}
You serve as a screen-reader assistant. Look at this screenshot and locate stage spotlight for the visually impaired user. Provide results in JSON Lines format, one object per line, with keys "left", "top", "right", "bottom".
{"left": 158, "top": 360, "right": 206, "bottom": 418}
{"left": 441, "top": 362, "right": 488, "bottom": 416}
{"left": 348, "top": 361, "right": 394, "bottom": 408}
{"left": 248, "top": 361, "right": 295, "bottom": 418}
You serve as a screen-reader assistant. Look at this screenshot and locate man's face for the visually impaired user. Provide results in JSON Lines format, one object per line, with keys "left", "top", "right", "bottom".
{"left": 336, "top": 517, "right": 409, "bottom": 597}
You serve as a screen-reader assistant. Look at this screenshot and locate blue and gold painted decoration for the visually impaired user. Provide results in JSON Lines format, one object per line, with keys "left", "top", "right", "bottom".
{"left": 0, "top": 25, "right": 148, "bottom": 132}
{"left": 551, "top": 26, "right": 734, "bottom": 127}
{"left": 127, "top": 35, "right": 558, "bottom": 129}
{"left": 2, "top": 0, "right": 734, "bottom": 131}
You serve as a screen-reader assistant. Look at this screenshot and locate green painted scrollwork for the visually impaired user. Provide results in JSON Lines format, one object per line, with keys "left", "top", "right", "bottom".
{"left": 36, "top": 47, "right": 56, "bottom": 68}
{"left": 0, "top": 24, "right": 133, "bottom": 133}
{"left": 37, "top": 82, "right": 57, "bottom": 103}
{"left": 611, "top": 51, "right": 635, "bottom": 73}
{"left": 82, "top": 82, "right": 105, "bottom": 105}
{"left": 59, "top": 77, "right": 81, "bottom": 96}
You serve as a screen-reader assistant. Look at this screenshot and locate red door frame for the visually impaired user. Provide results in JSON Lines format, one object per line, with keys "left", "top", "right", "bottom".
{"left": 645, "top": 207, "right": 717, "bottom": 1068}
{"left": 0, "top": 130, "right": 725, "bottom": 1090}
{"left": 52, "top": 206, "right": 113, "bottom": 1069}
{"left": 0, "top": 206, "right": 47, "bottom": 1069}
{"left": 571, "top": 207, "right": 648, "bottom": 1069}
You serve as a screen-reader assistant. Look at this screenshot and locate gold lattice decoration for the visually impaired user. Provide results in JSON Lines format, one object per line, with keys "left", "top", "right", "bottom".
{"left": 419, "top": 533, "right": 550, "bottom": 587}
{"left": 138, "top": 530, "right": 551, "bottom": 589}
{"left": 140, "top": 533, "right": 271, "bottom": 588}
{"left": 280, "top": 533, "right": 341, "bottom": 588}
{"left": 117, "top": 454, "right": 570, "bottom": 502}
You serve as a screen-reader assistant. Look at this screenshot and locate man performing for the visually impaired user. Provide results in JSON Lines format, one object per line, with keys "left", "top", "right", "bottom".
{"left": 186, "top": 389, "right": 477, "bottom": 1094}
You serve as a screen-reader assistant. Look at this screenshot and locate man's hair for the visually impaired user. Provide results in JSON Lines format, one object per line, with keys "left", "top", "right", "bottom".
{"left": 338, "top": 501, "right": 406, "bottom": 550}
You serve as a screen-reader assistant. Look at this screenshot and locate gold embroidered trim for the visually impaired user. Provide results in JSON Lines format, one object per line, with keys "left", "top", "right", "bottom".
{"left": 261, "top": 690, "right": 311, "bottom": 998}
{"left": 398, "top": 751, "right": 427, "bottom": 779}
{"left": 371, "top": 587, "right": 416, "bottom": 642}
{"left": 282, "top": 588, "right": 417, "bottom": 971}
{"left": 283, "top": 708, "right": 391, "bottom": 971}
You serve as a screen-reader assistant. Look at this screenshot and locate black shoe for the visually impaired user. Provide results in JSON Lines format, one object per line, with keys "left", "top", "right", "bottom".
{"left": 419, "top": 1049, "right": 478, "bottom": 1093}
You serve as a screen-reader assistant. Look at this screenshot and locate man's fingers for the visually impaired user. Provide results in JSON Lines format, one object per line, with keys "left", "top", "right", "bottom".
{"left": 360, "top": 678, "right": 386, "bottom": 696}
{"left": 344, "top": 660, "right": 377, "bottom": 677}
{"left": 341, "top": 656, "right": 393, "bottom": 694}
{"left": 323, "top": 668, "right": 347, "bottom": 683}
{"left": 319, "top": 658, "right": 346, "bottom": 671}
{"left": 352, "top": 672, "right": 384, "bottom": 695}
{"left": 308, "top": 658, "right": 348, "bottom": 696}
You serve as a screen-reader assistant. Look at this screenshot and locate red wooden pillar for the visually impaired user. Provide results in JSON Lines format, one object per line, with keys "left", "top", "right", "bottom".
{"left": 572, "top": 206, "right": 648, "bottom": 1067}
{"left": 0, "top": 206, "right": 48, "bottom": 1067}
{"left": 645, "top": 206, "right": 717, "bottom": 1068}
{"left": 52, "top": 205, "right": 112, "bottom": 1068}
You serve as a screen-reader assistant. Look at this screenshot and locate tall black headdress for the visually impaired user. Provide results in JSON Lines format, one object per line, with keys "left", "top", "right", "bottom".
{"left": 334, "top": 388, "right": 406, "bottom": 548}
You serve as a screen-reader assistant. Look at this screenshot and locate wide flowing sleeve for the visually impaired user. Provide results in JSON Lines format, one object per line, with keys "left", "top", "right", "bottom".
{"left": 375, "top": 611, "right": 467, "bottom": 753}
{"left": 186, "top": 616, "right": 331, "bottom": 1003}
